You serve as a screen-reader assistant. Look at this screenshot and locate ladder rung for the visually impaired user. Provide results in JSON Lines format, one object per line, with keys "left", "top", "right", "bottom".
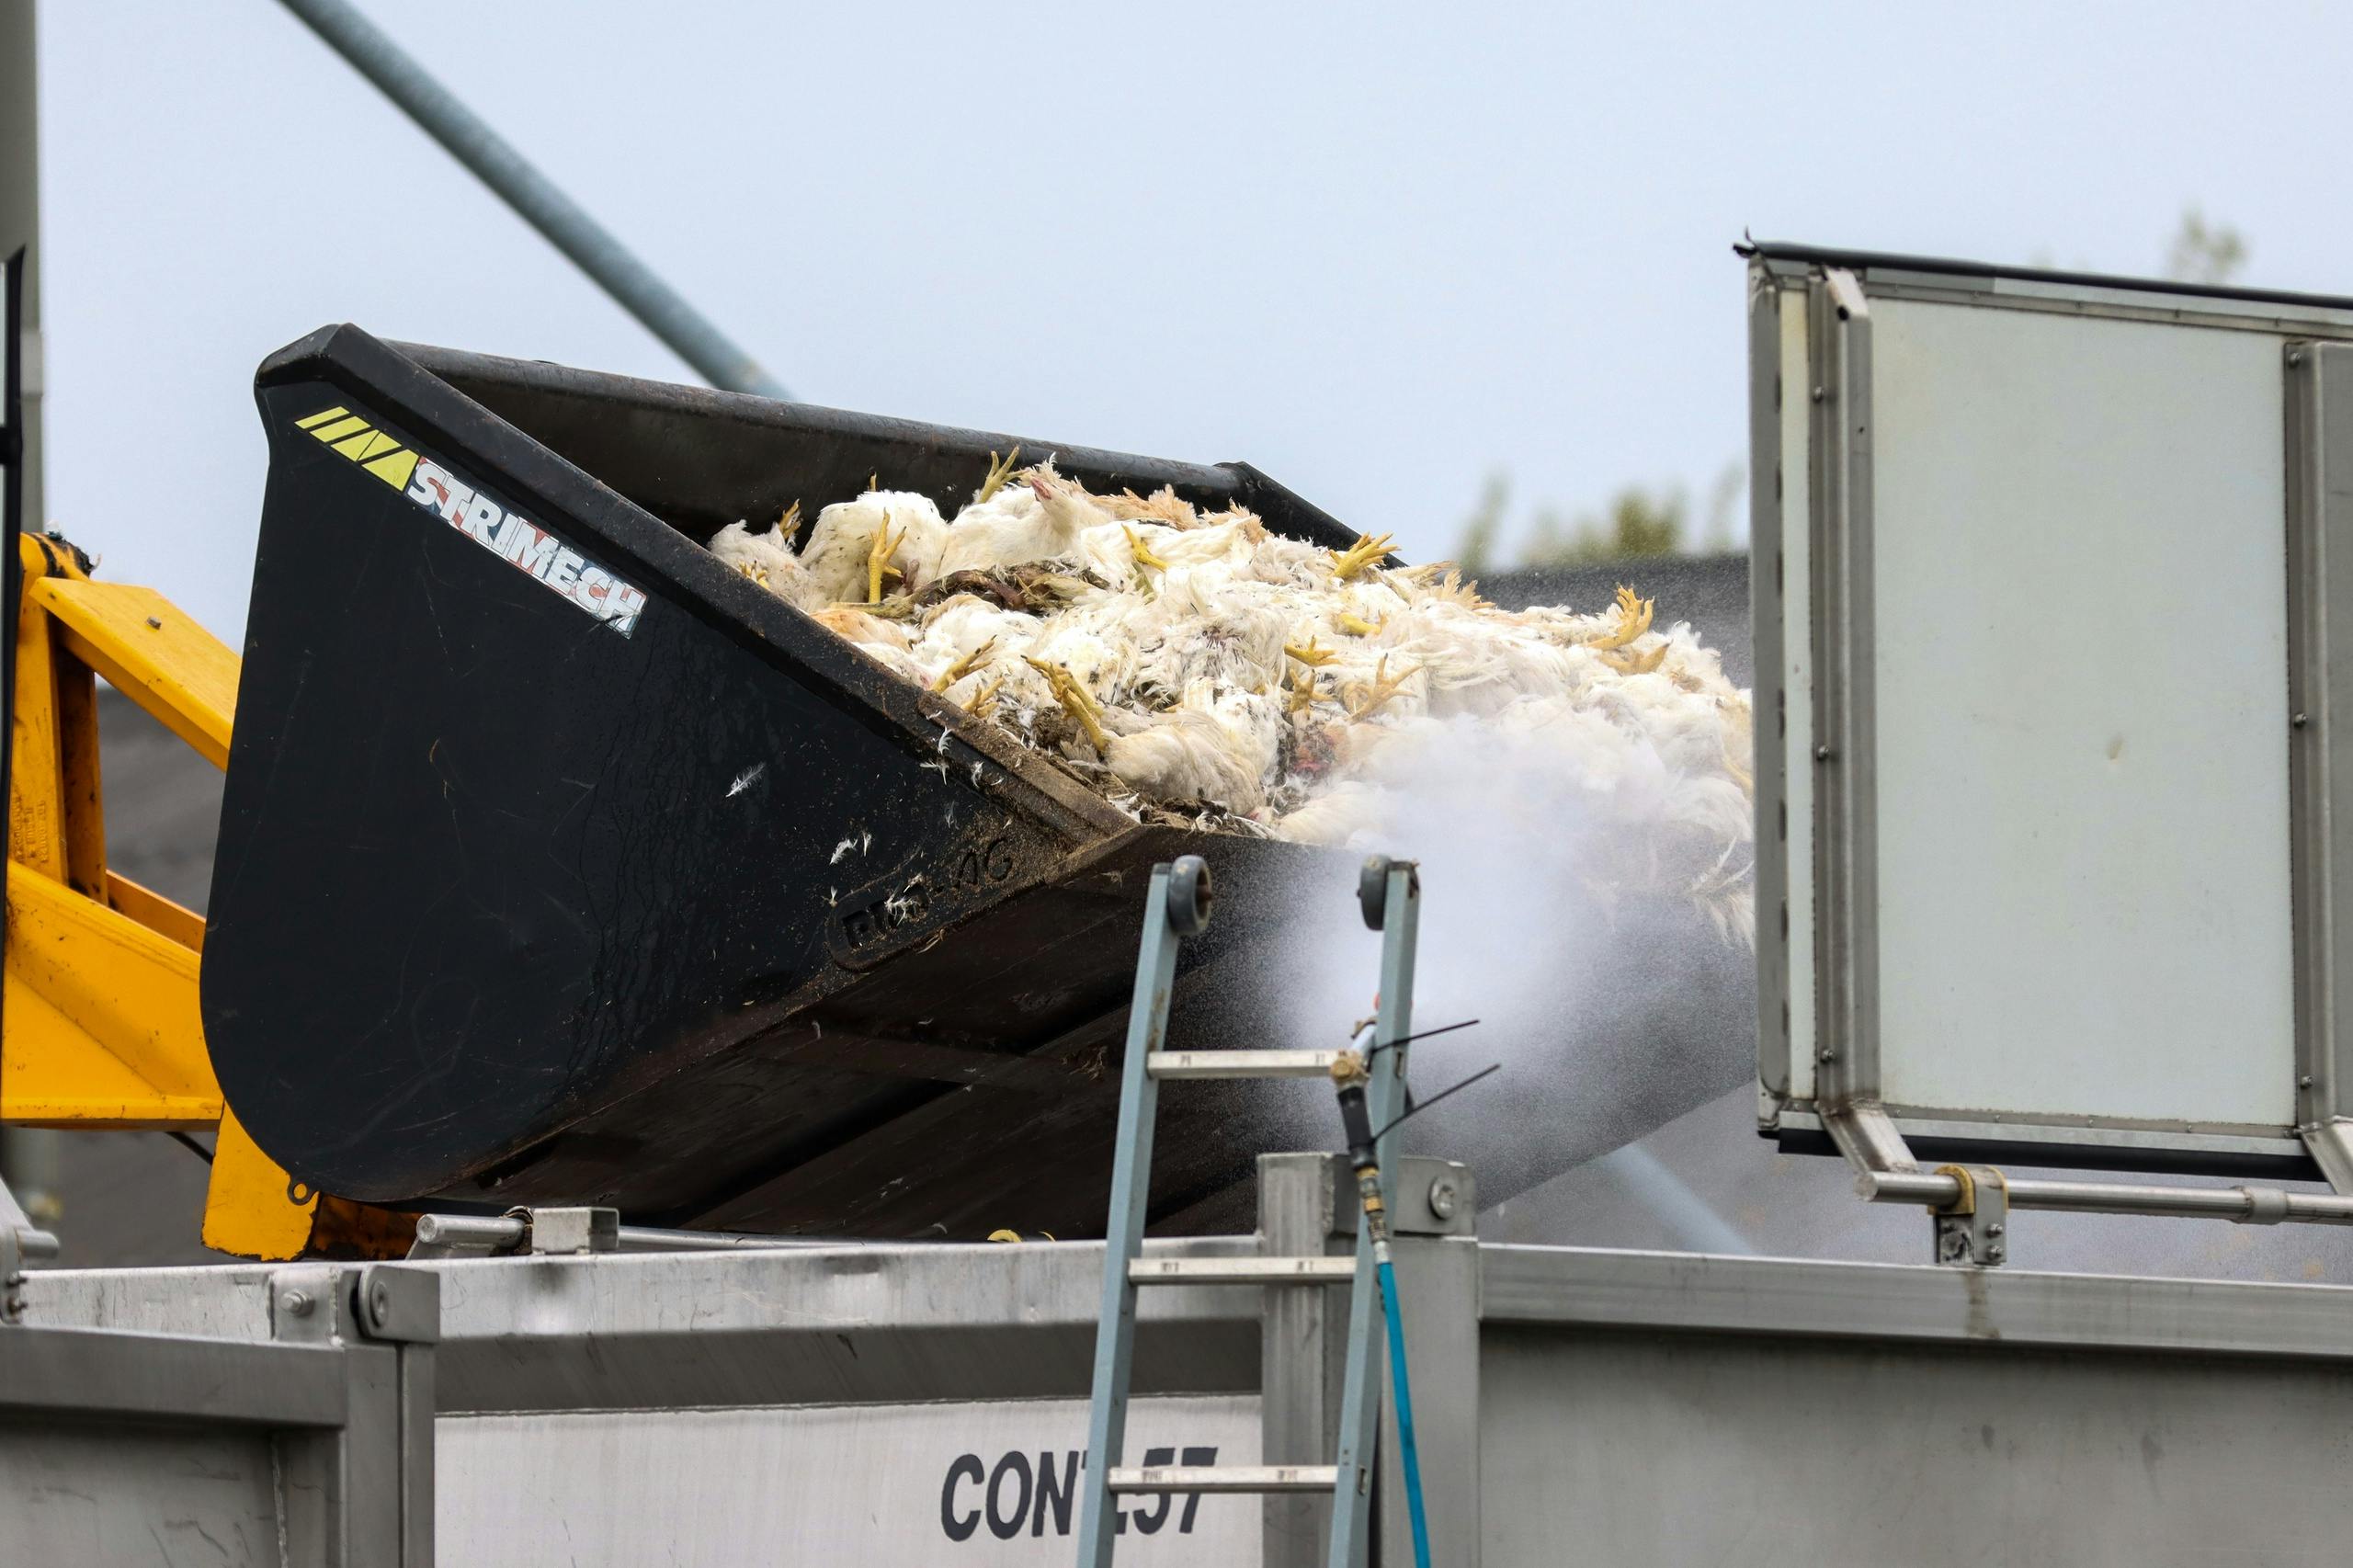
{"left": 1129, "top": 1256, "right": 1356, "bottom": 1285}
{"left": 1146, "top": 1049, "right": 1339, "bottom": 1080}
{"left": 1106, "top": 1465, "right": 1340, "bottom": 1494}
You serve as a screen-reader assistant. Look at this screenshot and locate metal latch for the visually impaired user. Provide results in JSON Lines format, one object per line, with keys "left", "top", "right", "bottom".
{"left": 1929, "top": 1164, "right": 2008, "bottom": 1267}
{"left": 407, "top": 1205, "right": 620, "bottom": 1259}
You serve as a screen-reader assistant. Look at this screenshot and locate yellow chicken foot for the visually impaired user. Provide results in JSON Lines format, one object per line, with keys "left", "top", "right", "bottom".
{"left": 1284, "top": 636, "right": 1339, "bottom": 669}
{"left": 1327, "top": 531, "right": 1396, "bottom": 581}
{"left": 1591, "top": 584, "right": 1654, "bottom": 650}
{"left": 1600, "top": 642, "right": 1668, "bottom": 676}
{"left": 977, "top": 447, "right": 1022, "bottom": 503}
{"left": 734, "top": 560, "right": 770, "bottom": 588}
{"left": 1124, "top": 526, "right": 1169, "bottom": 578}
{"left": 928, "top": 638, "right": 998, "bottom": 693}
{"left": 964, "top": 673, "right": 1006, "bottom": 718}
{"left": 1286, "top": 665, "right": 1324, "bottom": 719}
{"left": 775, "top": 499, "right": 802, "bottom": 545}
{"left": 1345, "top": 655, "right": 1419, "bottom": 722}
{"left": 1335, "top": 611, "right": 1382, "bottom": 637}
{"left": 867, "top": 513, "right": 906, "bottom": 604}
{"left": 1022, "top": 657, "right": 1111, "bottom": 750}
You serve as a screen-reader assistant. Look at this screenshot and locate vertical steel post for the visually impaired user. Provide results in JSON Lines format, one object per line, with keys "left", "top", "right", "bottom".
{"left": 275, "top": 0, "right": 788, "bottom": 400}
{"left": 1326, "top": 858, "right": 1419, "bottom": 1568}
{"left": 1260, "top": 1153, "right": 1348, "bottom": 1568}
{"left": 1075, "top": 863, "right": 1186, "bottom": 1568}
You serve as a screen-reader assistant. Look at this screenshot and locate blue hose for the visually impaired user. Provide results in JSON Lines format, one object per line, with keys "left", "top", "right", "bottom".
{"left": 1376, "top": 1249, "right": 1434, "bottom": 1568}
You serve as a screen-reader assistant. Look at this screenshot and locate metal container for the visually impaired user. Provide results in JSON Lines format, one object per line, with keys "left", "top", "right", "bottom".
{"left": 18, "top": 1155, "right": 2353, "bottom": 1565}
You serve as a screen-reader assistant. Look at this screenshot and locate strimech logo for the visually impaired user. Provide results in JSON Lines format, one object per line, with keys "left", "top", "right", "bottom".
{"left": 295, "top": 403, "right": 650, "bottom": 636}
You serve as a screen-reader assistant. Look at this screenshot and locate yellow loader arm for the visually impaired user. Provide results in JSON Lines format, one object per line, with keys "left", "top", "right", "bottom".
{"left": 1, "top": 533, "right": 403, "bottom": 1258}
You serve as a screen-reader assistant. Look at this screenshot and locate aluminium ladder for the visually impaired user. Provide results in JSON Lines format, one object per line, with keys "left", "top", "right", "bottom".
{"left": 1075, "top": 853, "right": 1419, "bottom": 1568}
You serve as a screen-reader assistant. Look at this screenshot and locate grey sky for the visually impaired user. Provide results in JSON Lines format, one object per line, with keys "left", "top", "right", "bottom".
{"left": 31, "top": 1, "right": 2350, "bottom": 640}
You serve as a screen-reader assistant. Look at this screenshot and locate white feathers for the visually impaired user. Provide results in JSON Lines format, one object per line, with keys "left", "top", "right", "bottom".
{"left": 1104, "top": 682, "right": 1283, "bottom": 814}
{"left": 713, "top": 468, "right": 1756, "bottom": 946}
{"left": 938, "top": 466, "right": 1102, "bottom": 577}
{"left": 801, "top": 491, "right": 949, "bottom": 602}
{"left": 710, "top": 519, "right": 825, "bottom": 610}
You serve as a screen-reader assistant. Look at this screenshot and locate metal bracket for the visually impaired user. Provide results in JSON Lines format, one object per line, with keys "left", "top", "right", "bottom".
{"left": 1822, "top": 1102, "right": 1918, "bottom": 1174}
{"left": 355, "top": 1265, "right": 440, "bottom": 1343}
{"left": 0, "top": 1169, "right": 61, "bottom": 1324}
{"left": 521, "top": 1205, "right": 620, "bottom": 1256}
{"left": 269, "top": 1262, "right": 441, "bottom": 1346}
{"left": 406, "top": 1205, "right": 620, "bottom": 1260}
{"left": 2301, "top": 1119, "right": 2353, "bottom": 1195}
{"left": 1391, "top": 1158, "right": 1475, "bottom": 1238}
{"left": 1928, "top": 1165, "right": 2009, "bottom": 1267}
{"left": 270, "top": 1263, "right": 350, "bottom": 1344}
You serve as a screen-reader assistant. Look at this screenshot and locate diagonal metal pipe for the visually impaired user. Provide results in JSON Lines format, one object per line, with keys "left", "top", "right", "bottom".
{"left": 276, "top": 0, "right": 789, "bottom": 401}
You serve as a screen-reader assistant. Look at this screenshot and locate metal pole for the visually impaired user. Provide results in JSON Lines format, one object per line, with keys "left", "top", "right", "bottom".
{"left": 1866, "top": 1169, "right": 2353, "bottom": 1226}
{"left": 275, "top": 0, "right": 789, "bottom": 401}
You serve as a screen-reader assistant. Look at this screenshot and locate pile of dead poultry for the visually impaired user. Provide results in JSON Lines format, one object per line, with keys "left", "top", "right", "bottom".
{"left": 711, "top": 454, "right": 1756, "bottom": 947}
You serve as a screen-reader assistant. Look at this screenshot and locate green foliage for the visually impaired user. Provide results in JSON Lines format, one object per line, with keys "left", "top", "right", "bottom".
{"left": 1452, "top": 473, "right": 1690, "bottom": 568}
{"left": 2165, "top": 207, "right": 2247, "bottom": 286}
{"left": 1525, "top": 488, "right": 1686, "bottom": 565}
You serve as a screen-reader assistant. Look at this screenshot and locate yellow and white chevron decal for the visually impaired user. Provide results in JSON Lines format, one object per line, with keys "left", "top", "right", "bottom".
{"left": 291, "top": 401, "right": 648, "bottom": 635}
{"left": 295, "top": 404, "right": 420, "bottom": 492}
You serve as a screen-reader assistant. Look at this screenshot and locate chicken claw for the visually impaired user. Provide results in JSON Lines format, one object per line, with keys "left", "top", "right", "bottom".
{"left": 965, "top": 673, "right": 1006, "bottom": 718}
{"left": 1286, "top": 664, "right": 1324, "bottom": 719}
{"left": 976, "top": 446, "right": 1023, "bottom": 504}
{"left": 1285, "top": 636, "right": 1339, "bottom": 669}
{"left": 1023, "top": 656, "right": 1110, "bottom": 750}
{"left": 1335, "top": 611, "right": 1382, "bottom": 637}
{"left": 866, "top": 512, "right": 906, "bottom": 604}
{"left": 734, "top": 560, "right": 770, "bottom": 588}
{"left": 775, "top": 499, "right": 802, "bottom": 545}
{"left": 1125, "top": 525, "right": 1169, "bottom": 577}
{"left": 1601, "top": 642, "right": 1667, "bottom": 676}
{"left": 1327, "top": 531, "right": 1396, "bottom": 581}
{"left": 1591, "top": 585, "right": 1654, "bottom": 650}
{"left": 928, "top": 637, "right": 998, "bottom": 693}
{"left": 1345, "top": 655, "right": 1419, "bottom": 722}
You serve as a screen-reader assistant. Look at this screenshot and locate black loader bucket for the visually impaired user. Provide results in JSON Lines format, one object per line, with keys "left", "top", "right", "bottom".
{"left": 208, "top": 326, "right": 1365, "bottom": 1237}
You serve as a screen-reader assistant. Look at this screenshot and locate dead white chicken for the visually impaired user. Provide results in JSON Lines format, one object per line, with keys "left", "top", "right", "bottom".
{"left": 938, "top": 464, "right": 1106, "bottom": 578}
{"left": 709, "top": 462, "right": 1756, "bottom": 948}
{"left": 1030, "top": 668, "right": 1284, "bottom": 815}
{"left": 800, "top": 490, "right": 949, "bottom": 603}
{"left": 709, "top": 507, "right": 827, "bottom": 612}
